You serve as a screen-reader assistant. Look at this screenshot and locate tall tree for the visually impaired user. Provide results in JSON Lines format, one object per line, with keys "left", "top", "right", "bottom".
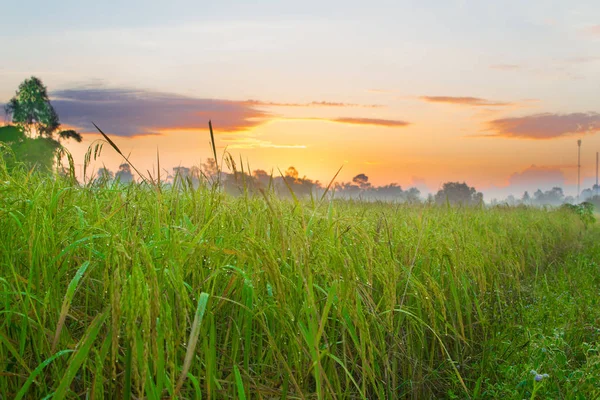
{"left": 2, "top": 77, "right": 82, "bottom": 171}
{"left": 5, "top": 77, "right": 82, "bottom": 142}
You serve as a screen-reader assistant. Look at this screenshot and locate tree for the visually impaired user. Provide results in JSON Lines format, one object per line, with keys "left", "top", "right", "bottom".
{"left": 352, "top": 173, "right": 371, "bottom": 189}
{"left": 95, "top": 167, "right": 114, "bottom": 184}
{"left": 2, "top": 77, "right": 82, "bottom": 171}
{"left": 533, "top": 187, "right": 564, "bottom": 206}
{"left": 115, "top": 163, "right": 134, "bottom": 183}
{"left": 5, "top": 77, "right": 82, "bottom": 142}
{"left": 434, "top": 182, "right": 483, "bottom": 206}
{"left": 202, "top": 158, "right": 219, "bottom": 180}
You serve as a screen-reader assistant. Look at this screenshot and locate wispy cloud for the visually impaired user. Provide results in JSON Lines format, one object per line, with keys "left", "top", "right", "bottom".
{"left": 283, "top": 117, "right": 411, "bottom": 128}
{"left": 490, "top": 64, "right": 521, "bottom": 71}
{"left": 220, "top": 136, "right": 306, "bottom": 149}
{"left": 331, "top": 117, "right": 410, "bottom": 127}
{"left": 484, "top": 112, "right": 600, "bottom": 139}
{"left": 51, "top": 88, "right": 270, "bottom": 136}
{"left": 241, "top": 100, "right": 382, "bottom": 108}
{"left": 420, "top": 96, "right": 514, "bottom": 107}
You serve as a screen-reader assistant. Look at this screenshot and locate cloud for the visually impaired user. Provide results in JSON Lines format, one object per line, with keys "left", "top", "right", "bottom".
{"left": 490, "top": 64, "right": 521, "bottom": 70}
{"left": 508, "top": 165, "right": 566, "bottom": 190}
{"left": 241, "top": 100, "right": 382, "bottom": 108}
{"left": 484, "top": 112, "right": 600, "bottom": 139}
{"left": 283, "top": 117, "right": 411, "bottom": 128}
{"left": 3, "top": 86, "right": 406, "bottom": 137}
{"left": 220, "top": 137, "right": 306, "bottom": 149}
{"left": 420, "top": 96, "right": 514, "bottom": 107}
{"left": 50, "top": 88, "right": 270, "bottom": 137}
{"left": 331, "top": 117, "right": 410, "bottom": 127}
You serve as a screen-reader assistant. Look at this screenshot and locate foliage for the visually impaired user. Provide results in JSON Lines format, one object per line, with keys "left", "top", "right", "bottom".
{"left": 0, "top": 156, "right": 598, "bottom": 399}
{"left": 533, "top": 187, "right": 565, "bottom": 206}
{"left": 4, "top": 77, "right": 59, "bottom": 136}
{"left": 1, "top": 76, "right": 82, "bottom": 171}
{"left": 561, "top": 202, "right": 596, "bottom": 228}
{"left": 435, "top": 181, "right": 483, "bottom": 205}
{"left": 115, "top": 163, "right": 134, "bottom": 183}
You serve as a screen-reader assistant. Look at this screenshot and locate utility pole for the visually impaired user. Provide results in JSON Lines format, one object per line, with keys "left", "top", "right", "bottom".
{"left": 577, "top": 140, "right": 582, "bottom": 202}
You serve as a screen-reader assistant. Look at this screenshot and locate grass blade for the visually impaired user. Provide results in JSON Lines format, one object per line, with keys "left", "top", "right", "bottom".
{"left": 174, "top": 292, "right": 210, "bottom": 396}
{"left": 233, "top": 365, "right": 246, "bottom": 400}
{"left": 51, "top": 261, "right": 91, "bottom": 353}
{"left": 15, "top": 350, "right": 74, "bottom": 400}
{"left": 53, "top": 308, "right": 109, "bottom": 400}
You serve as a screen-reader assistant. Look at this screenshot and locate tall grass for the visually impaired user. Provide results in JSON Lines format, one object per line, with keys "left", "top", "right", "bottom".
{"left": 0, "top": 155, "right": 597, "bottom": 398}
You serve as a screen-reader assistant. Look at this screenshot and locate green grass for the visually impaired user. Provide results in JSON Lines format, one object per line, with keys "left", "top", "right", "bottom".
{"left": 1, "top": 160, "right": 600, "bottom": 399}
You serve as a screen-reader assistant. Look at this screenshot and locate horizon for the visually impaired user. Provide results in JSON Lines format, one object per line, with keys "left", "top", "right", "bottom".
{"left": 2, "top": 1, "right": 600, "bottom": 200}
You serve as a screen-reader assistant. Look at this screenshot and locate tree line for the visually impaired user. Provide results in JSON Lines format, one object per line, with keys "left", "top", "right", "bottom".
{"left": 2, "top": 76, "right": 594, "bottom": 207}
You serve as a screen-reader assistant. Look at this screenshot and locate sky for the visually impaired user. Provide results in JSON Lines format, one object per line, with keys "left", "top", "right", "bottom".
{"left": 1, "top": 0, "right": 600, "bottom": 198}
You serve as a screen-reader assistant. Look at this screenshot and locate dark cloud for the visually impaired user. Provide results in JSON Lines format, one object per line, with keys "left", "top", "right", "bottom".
{"left": 50, "top": 88, "right": 271, "bottom": 136}
{"left": 485, "top": 112, "right": 600, "bottom": 139}
{"left": 3, "top": 86, "right": 406, "bottom": 136}
{"left": 420, "top": 96, "right": 513, "bottom": 106}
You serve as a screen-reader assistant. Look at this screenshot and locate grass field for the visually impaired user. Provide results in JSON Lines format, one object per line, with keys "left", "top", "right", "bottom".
{"left": 1, "top": 158, "right": 600, "bottom": 399}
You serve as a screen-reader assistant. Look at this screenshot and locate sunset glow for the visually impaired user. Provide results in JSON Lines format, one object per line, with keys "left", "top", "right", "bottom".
{"left": 2, "top": 0, "right": 600, "bottom": 199}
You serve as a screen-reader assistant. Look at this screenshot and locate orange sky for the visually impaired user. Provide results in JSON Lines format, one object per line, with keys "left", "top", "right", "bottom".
{"left": 2, "top": 1, "right": 600, "bottom": 198}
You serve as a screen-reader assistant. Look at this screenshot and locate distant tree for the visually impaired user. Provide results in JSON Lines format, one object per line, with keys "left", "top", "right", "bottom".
{"left": 522, "top": 191, "right": 531, "bottom": 205}
{"left": 94, "top": 167, "right": 114, "bottom": 184}
{"left": 284, "top": 166, "right": 299, "bottom": 181}
{"left": 405, "top": 187, "right": 421, "bottom": 203}
{"left": 434, "top": 182, "right": 483, "bottom": 206}
{"left": 281, "top": 167, "right": 318, "bottom": 197}
{"left": 335, "top": 181, "right": 361, "bottom": 198}
{"left": 202, "top": 158, "right": 219, "bottom": 180}
{"left": 352, "top": 173, "right": 371, "bottom": 189}
{"left": 504, "top": 194, "right": 517, "bottom": 206}
{"left": 564, "top": 195, "right": 575, "bottom": 204}
{"left": 252, "top": 169, "right": 271, "bottom": 189}
{"left": 2, "top": 77, "right": 82, "bottom": 171}
{"left": 173, "top": 166, "right": 190, "bottom": 179}
{"left": 533, "top": 187, "right": 564, "bottom": 206}
{"left": 115, "top": 163, "right": 133, "bottom": 183}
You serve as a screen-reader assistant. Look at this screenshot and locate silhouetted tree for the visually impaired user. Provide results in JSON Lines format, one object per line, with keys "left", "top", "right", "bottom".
{"left": 405, "top": 187, "right": 421, "bottom": 203}
{"left": 533, "top": 187, "right": 564, "bottom": 206}
{"left": 202, "top": 158, "right": 219, "bottom": 180}
{"left": 435, "top": 182, "right": 483, "bottom": 206}
{"left": 96, "top": 167, "right": 113, "bottom": 183}
{"left": 252, "top": 169, "right": 271, "bottom": 189}
{"left": 115, "top": 163, "right": 133, "bottom": 183}
{"left": 2, "top": 77, "right": 82, "bottom": 171}
{"left": 352, "top": 173, "right": 371, "bottom": 189}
